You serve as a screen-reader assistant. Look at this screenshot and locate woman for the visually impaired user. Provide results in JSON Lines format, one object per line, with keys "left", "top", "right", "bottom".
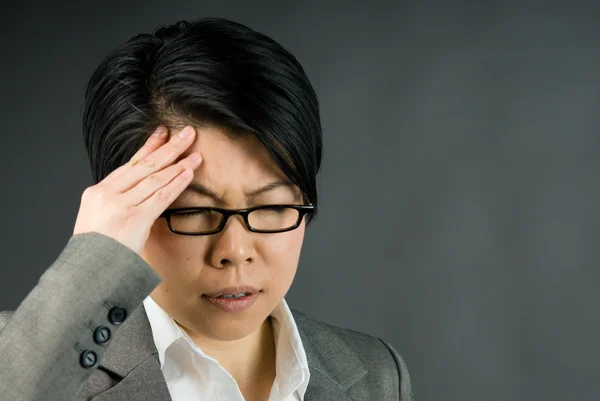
{"left": 0, "top": 17, "right": 412, "bottom": 401}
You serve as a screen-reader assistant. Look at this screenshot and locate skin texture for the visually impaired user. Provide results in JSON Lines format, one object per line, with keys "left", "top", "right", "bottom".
{"left": 140, "top": 125, "right": 307, "bottom": 394}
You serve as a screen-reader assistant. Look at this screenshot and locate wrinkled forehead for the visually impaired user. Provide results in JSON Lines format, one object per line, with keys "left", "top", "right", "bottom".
{"left": 171, "top": 125, "right": 301, "bottom": 203}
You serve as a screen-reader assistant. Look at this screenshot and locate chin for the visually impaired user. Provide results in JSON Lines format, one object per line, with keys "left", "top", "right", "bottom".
{"left": 183, "top": 301, "right": 268, "bottom": 339}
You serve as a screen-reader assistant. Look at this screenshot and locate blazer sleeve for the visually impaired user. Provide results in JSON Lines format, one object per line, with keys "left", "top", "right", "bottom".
{"left": 380, "top": 339, "right": 414, "bottom": 401}
{"left": 0, "top": 232, "right": 161, "bottom": 401}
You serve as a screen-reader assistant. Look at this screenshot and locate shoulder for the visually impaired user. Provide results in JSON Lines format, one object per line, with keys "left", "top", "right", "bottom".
{"left": 292, "top": 308, "right": 400, "bottom": 357}
{"left": 0, "top": 310, "right": 14, "bottom": 331}
{"left": 291, "top": 309, "right": 413, "bottom": 400}
{"left": 292, "top": 309, "right": 411, "bottom": 382}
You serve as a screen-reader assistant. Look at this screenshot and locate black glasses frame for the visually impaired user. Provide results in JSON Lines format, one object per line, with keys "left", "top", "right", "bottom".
{"left": 159, "top": 204, "right": 315, "bottom": 235}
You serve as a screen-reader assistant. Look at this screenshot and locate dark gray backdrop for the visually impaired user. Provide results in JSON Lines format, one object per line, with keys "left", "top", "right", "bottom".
{"left": 1, "top": 2, "right": 598, "bottom": 401}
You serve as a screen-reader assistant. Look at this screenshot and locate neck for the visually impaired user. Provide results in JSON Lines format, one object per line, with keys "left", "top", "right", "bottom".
{"left": 178, "top": 317, "right": 277, "bottom": 386}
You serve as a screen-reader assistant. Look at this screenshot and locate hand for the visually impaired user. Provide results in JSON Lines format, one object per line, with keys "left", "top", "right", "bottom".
{"left": 73, "top": 125, "right": 201, "bottom": 255}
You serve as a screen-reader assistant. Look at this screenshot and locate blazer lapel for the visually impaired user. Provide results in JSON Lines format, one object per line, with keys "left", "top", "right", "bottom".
{"left": 303, "top": 369, "right": 365, "bottom": 401}
{"left": 292, "top": 311, "right": 368, "bottom": 401}
{"left": 90, "top": 304, "right": 171, "bottom": 401}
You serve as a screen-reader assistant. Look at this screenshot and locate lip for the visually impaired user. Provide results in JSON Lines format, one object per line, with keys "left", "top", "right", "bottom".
{"left": 203, "top": 292, "right": 260, "bottom": 312}
{"left": 203, "top": 286, "right": 261, "bottom": 298}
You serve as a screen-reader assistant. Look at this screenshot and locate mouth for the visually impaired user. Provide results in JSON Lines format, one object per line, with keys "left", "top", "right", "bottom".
{"left": 210, "top": 293, "right": 252, "bottom": 299}
{"left": 203, "top": 285, "right": 261, "bottom": 298}
{"left": 202, "top": 286, "right": 262, "bottom": 312}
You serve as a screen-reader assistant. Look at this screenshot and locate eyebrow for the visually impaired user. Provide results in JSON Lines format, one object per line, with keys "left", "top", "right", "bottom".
{"left": 184, "top": 180, "right": 296, "bottom": 200}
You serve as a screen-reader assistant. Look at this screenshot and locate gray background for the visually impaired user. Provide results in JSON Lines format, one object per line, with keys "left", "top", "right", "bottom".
{"left": 1, "top": 1, "right": 598, "bottom": 400}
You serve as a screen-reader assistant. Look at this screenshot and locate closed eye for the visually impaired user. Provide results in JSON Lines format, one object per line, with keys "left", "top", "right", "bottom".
{"left": 174, "top": 209, "right": 216, "bottom": 217}
{"left": 259, "top": 205, "right": 289, "bottom": 212}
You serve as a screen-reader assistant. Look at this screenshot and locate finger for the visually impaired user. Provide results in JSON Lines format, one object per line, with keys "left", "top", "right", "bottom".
{"left": 111, "top": 125, "right": 197, "bottom": 193}
{"left": 141, "top": 167, "right": 196, "bottom": 221}
{"left": 123, "top": 152, "right": 202, "bottom": 206}
{"left": 102, "top": 125, "right": 169, "bottom": 186}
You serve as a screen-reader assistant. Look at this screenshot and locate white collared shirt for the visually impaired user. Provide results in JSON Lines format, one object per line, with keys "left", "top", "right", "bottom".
{"left": 143, "top": 295, "right": 310, "bottom": 401}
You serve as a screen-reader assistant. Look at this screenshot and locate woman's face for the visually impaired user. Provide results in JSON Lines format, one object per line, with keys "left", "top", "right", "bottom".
{"left": 141, "top": 126, "right": 306, "bottom": 342}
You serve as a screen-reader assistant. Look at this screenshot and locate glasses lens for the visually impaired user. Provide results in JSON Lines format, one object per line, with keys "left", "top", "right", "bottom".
{"left": 248, "top": 206, "right": 300, "bottom": 231}
{"left": 170, "top": 209, "right": 223, "bottom": 234}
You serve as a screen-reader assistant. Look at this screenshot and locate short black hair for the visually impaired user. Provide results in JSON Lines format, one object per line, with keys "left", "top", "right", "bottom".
{"left": 82, "top": 17, "right": 322, "bottom": 222}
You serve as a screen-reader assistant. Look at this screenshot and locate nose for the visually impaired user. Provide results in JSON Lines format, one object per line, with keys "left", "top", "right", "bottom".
{"left": 208, "top": 214, "right": 255, "bottom": 268}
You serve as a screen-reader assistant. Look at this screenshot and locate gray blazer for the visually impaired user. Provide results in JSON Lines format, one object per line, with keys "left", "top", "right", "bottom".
{"left": 0, "top": 233, "right": 413, "bottom": 401}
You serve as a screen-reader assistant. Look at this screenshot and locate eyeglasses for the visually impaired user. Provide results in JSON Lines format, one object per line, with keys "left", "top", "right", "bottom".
{"left": 159, "top": 204, "right": 315, "bottom": 235}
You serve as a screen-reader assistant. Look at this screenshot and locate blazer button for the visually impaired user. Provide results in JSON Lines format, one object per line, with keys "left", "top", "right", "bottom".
{"left": 94, "top": 326, "right": 112, "bottom": 345}
{"left": 108, "top": 306, "right": 127, "bottom": 325}
{"left": 80, "top": 350, "right": 98, "bottom": 369}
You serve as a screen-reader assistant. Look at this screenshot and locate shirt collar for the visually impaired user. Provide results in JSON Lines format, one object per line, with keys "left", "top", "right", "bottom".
{"left": 142, "top": 295, "right": 310, "bottom": 399}
{"left": 143, "top": 295, "right": 191, "bottom": 369}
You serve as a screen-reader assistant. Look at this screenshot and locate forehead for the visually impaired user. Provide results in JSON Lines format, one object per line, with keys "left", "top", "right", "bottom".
{"left": 174, "top": 126, "right": 296, "bottom": 197}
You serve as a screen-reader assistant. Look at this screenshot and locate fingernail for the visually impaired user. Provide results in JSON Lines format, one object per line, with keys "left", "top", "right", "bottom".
{"left": 189, "top": 153, "right": 201, "bottom": 162}
{"left": 178, "top": 126, "right": 193, "bottom": 138}
{"left": 153, "top": 126, "right": 167, "bottom": 137}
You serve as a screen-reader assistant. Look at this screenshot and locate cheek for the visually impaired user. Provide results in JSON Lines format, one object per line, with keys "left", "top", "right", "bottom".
{"left": 261, "top": 222, "right": 304, "bottom": 260}
{"left": 143, "top": 221, "right": 210, "bottom": 278}
{"left": 258, "top": 225, "right": 305, "bottom": 291}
